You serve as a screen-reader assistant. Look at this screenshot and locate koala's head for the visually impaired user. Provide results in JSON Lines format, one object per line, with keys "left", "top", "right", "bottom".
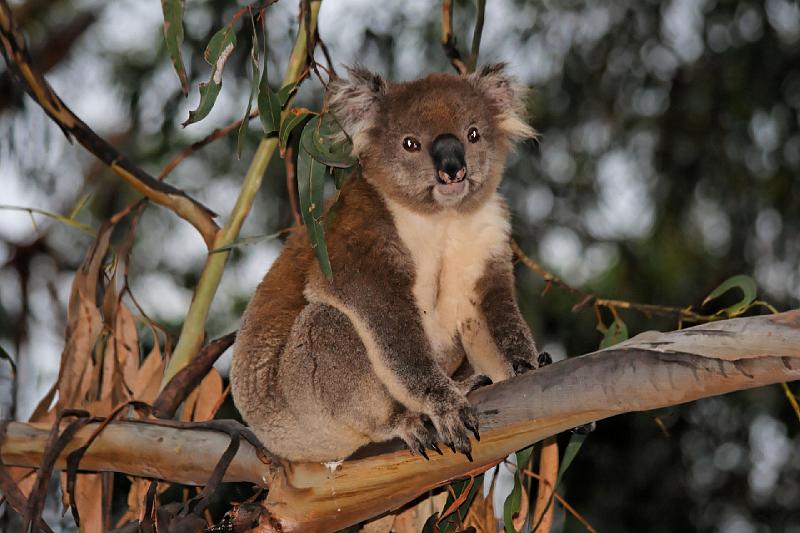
{"left": 327, "top": 64, "right": 536, "bottom": 213}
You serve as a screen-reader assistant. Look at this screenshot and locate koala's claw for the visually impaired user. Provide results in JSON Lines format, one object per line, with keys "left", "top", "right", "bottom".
{"left": 537, "top": 350, "right": 553, "bottom": 367}
{"left": 431, "top": 402, "right": 479, "bottom": 461}
{"left": 396, "top": 412, "right": 440, "bottom": 459}
{"left": 430, "top": 442, "right": 444, "bottom": 455}
{"left": 463, "top": 417, "right": 481, "bottom": 442}
{"left": 512, "top": 358, "right": 535, "bottom": 375}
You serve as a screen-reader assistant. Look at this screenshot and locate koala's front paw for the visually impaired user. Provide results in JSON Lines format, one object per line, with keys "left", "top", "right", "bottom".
{"left": 511, "top": 350, "right": 551, "bottom": 376}
{"left": 429, "top": 397, "right": 480, "bottom": 462}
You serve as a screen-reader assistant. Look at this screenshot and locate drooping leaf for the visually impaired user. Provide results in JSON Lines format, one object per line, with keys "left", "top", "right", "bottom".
{"left": 209, "top": 230, "right": 286, "bottom": 253}
{"left": 160, "top": 0, "right": 189, "bottom": 95}
{"left": 279, "top": 107, "right": 314, "bottom": 153}
{"left": 503, "top": 464, "right": 523, "bottom": 533}
{"left": 276, "top": 82, "right": 299, "bottom": 107}
{"left": 132, "top": 331, "right": 164, "bottom": 404}
{"left": 702, "top": 274, "right": 758, "bottom": 318}
{"left": 438, "top": 475, "right": 482, "bottom": 533}
{"left": 298, "top": 121, "right": 333, "bottom": 279}
{"left": 183, "top": 25, "right": 237, "bottom": 127}
{"left": 237, "top": 14, "right": 261, "bottom": 158}
{"left": 301, "top": 113, "right": 357, "bottom": 168}
{"left": 599, "top": 318, "right": 629, "bottom": 349}
{"left": 256, "top": 40, "right": 282, "bottom": 134}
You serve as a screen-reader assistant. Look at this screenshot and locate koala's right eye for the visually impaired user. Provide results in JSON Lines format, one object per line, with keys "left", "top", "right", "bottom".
{"left": 402, "top": 137, "right": 421, "bottom": 152}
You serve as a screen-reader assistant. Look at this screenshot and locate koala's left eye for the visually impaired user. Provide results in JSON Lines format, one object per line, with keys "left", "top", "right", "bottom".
{"left": 403, "top": 137, "right": 421, "bottom": 152}
{"left": 467, "top": 127, "right": 480, "bottom": 143}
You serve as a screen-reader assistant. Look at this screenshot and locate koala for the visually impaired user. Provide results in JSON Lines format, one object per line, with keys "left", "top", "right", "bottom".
{"left": 230, "top": 64, "right": 540, "bottom": 463}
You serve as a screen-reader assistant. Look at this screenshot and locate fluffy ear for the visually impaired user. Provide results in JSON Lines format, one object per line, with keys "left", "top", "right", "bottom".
{"left": 326, "top": 66, "right": 387, "bottom": 156}
{"left": 469, "top": 63, "right": 537, "bottom": 144}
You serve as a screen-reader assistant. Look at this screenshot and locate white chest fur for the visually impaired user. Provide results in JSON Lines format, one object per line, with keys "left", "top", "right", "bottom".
{"left": 386, "top": 194, "right": 511, "bottom": 371}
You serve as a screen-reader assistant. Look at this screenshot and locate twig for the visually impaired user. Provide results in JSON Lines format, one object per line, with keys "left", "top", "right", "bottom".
{"left": 0, "top": 0, "right": 220, "bottom": 248}
{"left": 440, "top": 0, "right": 467, "bottom": 75}
{"left": 284, "top": 143, "right": 302, "bottom": 226}
{"left": 153, "top": 332, "right": 237, "bottom": 419}
{"left": 159, "top": 110, "right": 259, "bottom": 180}
{"left": 468, "top": 0, "right": 485, "bottom": 72}
{"left": 511, "top": 239, "right": 717, "bottom": 324}
{"left": 521, "top": 468, "right": 597, "bottom": 533}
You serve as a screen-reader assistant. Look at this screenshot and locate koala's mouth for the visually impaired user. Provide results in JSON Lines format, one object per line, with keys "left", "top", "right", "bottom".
{"left": 435, "top": 176, "right": 467, "bottom": 196}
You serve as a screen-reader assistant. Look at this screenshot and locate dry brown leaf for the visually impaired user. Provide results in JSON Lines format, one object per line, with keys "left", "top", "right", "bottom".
{"left": 132, "top": 336, "right": 164, "bottom": 404}
{"left": 113, "top": 303, "right": 140, "bottom": 385}
{"left": 56, "top": 292, "right": 103, "bottom": 410}
{"left": 115, "top": 476, "right": 151, "bottom": 528}
{"left": 61, "top": 472, "right": 104, "bottom": 533}
{"left": 193, "top": 367, "right": 223, "bottom": 421}
{"left": 180, "top": 385, "right": 199, "bottom": 422}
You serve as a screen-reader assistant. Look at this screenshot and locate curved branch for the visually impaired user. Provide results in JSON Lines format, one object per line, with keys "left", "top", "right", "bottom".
{"left": 0, "top": 0, "right": 220, "bottom": 247}
{"left": 1, "top": 311, "right": 799, "bottom": 531}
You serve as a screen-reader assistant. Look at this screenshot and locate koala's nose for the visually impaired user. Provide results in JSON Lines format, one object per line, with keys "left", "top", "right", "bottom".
{"left": 430, "top": 134, "right": 467, "bottom": 184}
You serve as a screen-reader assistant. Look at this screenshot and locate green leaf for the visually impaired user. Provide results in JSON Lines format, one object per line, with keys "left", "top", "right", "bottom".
{"left": 438, "top": 475, "right": 483, "bottom": 533}
{"left": 600, "top": 318, "right": 629, "bottom": 349}
{"left": 237, "top": 15, "right": 261, "bottom": 158}
{"left": 276, "top": 82, "right": 299, "bottom": 107}
{"left": 331, "top": 167, "right": 350, "bottom": 189}
{"left": 183, "top": 25, "right": 237, "bottom": 127}
{"left": 160, "top": 0, "right": 189, "bottom": 95}
{"left": 279, "top": 107, "right": 314, "bottom": 153}
{"left": 0, "top": 204, "right": 95, "bottom": 236}
{"left": 300, "top": 114, "right": 357, "bottom": 168}
{"left": 209, "top": 230, "right": 285, "bottom": 254}
{"left": 703, "top": 274, "right": 758, "bottom": 317}
{"left": 298, "top": 123, "right": 333, "bottom": 279}
{"left": 503, "top": 465, "right": 523, "bottom": 533}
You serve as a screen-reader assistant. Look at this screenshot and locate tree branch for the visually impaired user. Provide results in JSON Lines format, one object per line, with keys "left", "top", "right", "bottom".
{"left": 2, "top": 311, "right": 799, "bottom": 530}
{"left": 0, "top": 0, "right": 221, "bottom": 248}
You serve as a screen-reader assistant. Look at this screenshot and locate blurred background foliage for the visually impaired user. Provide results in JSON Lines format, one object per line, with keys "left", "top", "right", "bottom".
{"left": 0, "top": 0, "right": 799, "bottom": 531}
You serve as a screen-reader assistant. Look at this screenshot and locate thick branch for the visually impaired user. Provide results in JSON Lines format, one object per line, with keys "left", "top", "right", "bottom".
{"left": 1, "top": 311, "right": 799, "bottom": 530}
{"left": 0, "top": 0, "right": 220, "bottom": 247}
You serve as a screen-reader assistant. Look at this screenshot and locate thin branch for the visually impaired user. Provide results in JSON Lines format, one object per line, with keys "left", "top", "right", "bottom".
{"left": 521, "top": 468, "right": 596, "bottom": 533}
{"left": 511, "top": 239, "right": 717, "bottom": 323}
{"left": 0, "top": 0, "right": 220, "bottom": 248}
{"left": 468, "top": 0, "right": 485, "bottom": 72}
{"left": 284, "top": 142, "right": 302, "bottom": 226}
{"left": 441, "top": 0, "right": 467, "bottom": 75}
{"left": 158, "top": 110, "right": 260, "bottom": 180}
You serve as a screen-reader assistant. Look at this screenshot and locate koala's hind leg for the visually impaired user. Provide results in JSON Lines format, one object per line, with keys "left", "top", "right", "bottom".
{"left": 279, "top": 302, "right": 441, "bottom": 460}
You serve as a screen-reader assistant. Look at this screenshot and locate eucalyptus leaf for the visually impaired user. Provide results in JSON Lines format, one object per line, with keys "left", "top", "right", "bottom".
{"left": 237, "top": 15, "right": 261, "bottom": 158}
{"left": 300, "top": 114, "right": 357, "bottom": 168}
{"left": 209, "top": 231, "right": 285, "bottom": 254}
{"left": 160, "top": 0, "right": 189, "bottom": 95}
{"left": 183, "top": 25, "right": 236, "bottom": 126}
{"left": 279, "top": 107, "right": 314, "bottom": 153}
{"left": 298, "top": 123, "right": 333, "bottom": 279}
{"left": 600, "top": 318, "right": 629, "bottom": 349}
{"left": 703, "top": 274, "right": 758, "bottom": 317}
{"left": 503, "top": 465, "right": 523, "bottom": 533}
